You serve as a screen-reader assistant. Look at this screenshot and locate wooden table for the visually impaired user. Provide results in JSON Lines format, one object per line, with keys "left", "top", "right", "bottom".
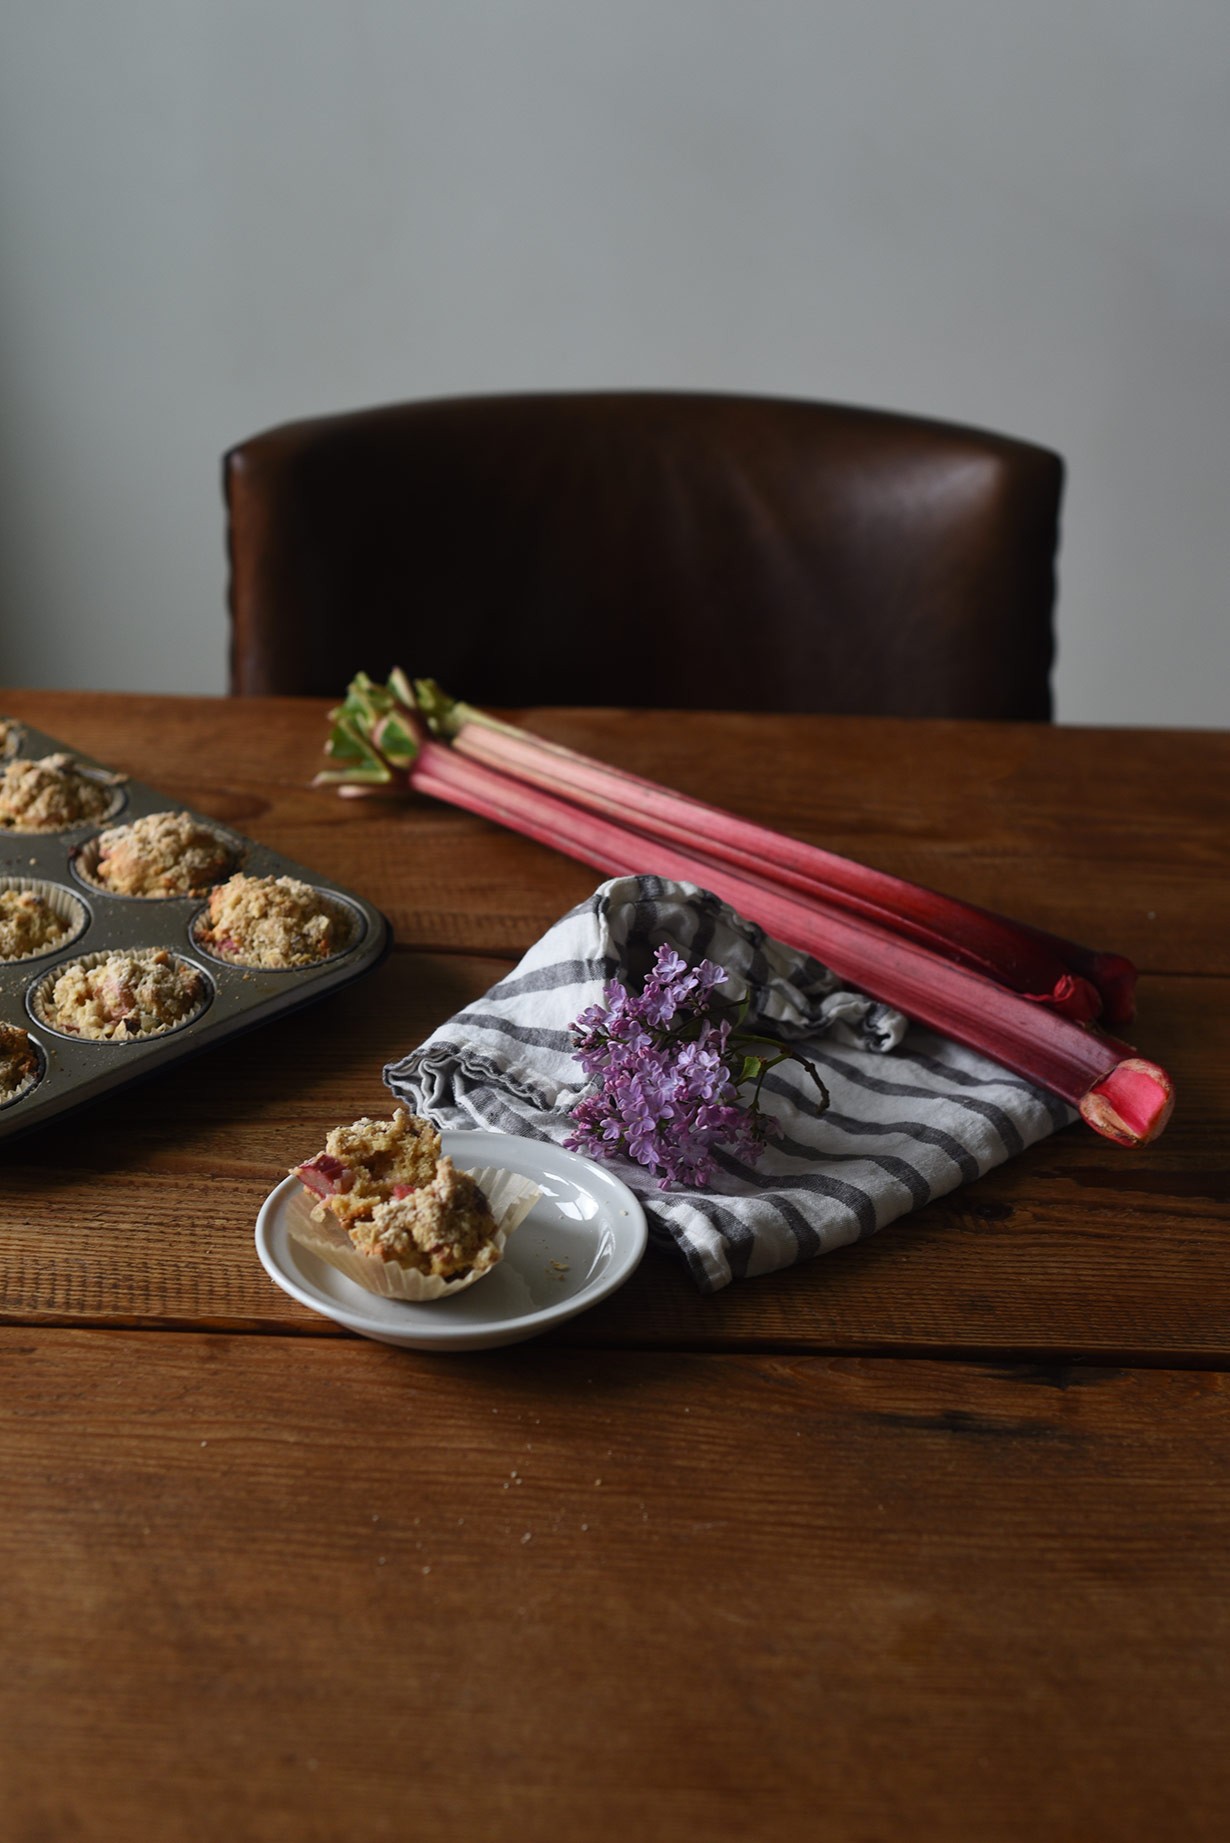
{"left": 2, "top": 692, "right": 1227, "bottom": 1843}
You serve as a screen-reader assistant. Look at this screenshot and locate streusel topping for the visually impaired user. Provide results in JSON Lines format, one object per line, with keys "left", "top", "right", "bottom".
{"left": 43, "top": 949, "right": 206, "bottom": 1041}
{"left": 346, "top": 1157, "right": 498, "bottom": 1276}
{"left": 0, "top": 889, "right": 73, "bottom": 961}
{"left": 295, "top": 1109, "right": 442, "bottom": 1227}
{"left": 0, "top": 754, "right": 116, "bottom": 832}
{"left": 92, "top": 810, "right": 235, "bottom": 898}
{"left": 197, "top": 873, "right": 342, "bottom": 967}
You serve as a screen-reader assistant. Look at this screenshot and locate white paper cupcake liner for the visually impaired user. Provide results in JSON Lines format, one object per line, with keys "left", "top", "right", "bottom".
{"left": 72, "top": 815, "right": 243, "bottom": 900}
{"left": 0, "top": 876, "right": 90, "bottom": 964}
{"left": 28, "top": 946, "right": 213, "bottom": 1044}
{"left": 288, "top": 1164, "right": 542, "bottom": 1302}
{"left": 191, "top": 886, "right": 363, "bottom": 971}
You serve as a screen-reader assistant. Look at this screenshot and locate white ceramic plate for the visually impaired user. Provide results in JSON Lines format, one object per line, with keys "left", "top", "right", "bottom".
{"left": 255, "top": 1130, "right": 648, "bottom": 1351}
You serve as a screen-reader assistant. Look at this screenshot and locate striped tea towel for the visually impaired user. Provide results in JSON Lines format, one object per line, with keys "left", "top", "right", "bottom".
{"left": 384, "top": 876, "right": 1074, "bottom": 1293}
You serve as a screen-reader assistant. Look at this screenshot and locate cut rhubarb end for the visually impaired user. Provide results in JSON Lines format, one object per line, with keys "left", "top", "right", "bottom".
{"left": 1079, "top": 1059, "right": 1175, "bottom": 1147}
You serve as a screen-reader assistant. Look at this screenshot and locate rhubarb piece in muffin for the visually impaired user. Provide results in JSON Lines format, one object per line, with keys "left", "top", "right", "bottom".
{"left": 196, "top": 873, "right": 344, "bottom": 968}
{"left": 347, "top": 1157, "right": 501, "bottom": 1282}
{"left": 0, "top": 1022, "right": 39, "bottom": 1102}
{"left": 90, "top": 809, "right": 236, "bottom": 898}
{"left": 40, "top": 948, "right": 207, "bottom": 1041}
{"left": 0, "top": 754, "right": 118, "bottom": 832}
{"left": 0, "top": 888, "right": 73, "bottom": 962}
{"left": 294, "top": 1108, "right": 443, "bottom": 1228}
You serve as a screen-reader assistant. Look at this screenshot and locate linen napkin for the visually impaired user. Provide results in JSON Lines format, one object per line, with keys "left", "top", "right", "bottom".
{"left": 384, "top": 876, "right": 1074, "bottom": 1293}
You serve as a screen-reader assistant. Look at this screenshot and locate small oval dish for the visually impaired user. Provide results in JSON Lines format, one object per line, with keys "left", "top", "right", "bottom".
{"left": 255, "top": 1130, "right": 649, "bottom": 1351}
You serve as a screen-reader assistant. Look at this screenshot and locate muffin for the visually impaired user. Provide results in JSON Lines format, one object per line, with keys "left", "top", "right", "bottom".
{"left": 36, "top": 948, "right": 208, "bottom": 1042}
{"left": 0, "top": 1022, "right": 39, "bottom": 1104}
{"left": 0, "top": 887, "right": 75, "bottom": 962}
{"left": 195, "top": 873, "right": 347, "bottom": 968}
{"left": 289, "top": 1109, "right": 541, "bottom": 1301}
{"left": 86, "top": 809, "right": 237, "bottom": 898}
{"left": 346, "top": 1158, "right": 503, "bottom": 1280}
{"left": 295, "top": 1108, "right": 444, "bottom": 1228}
{"left": 0, "top": 753, "right": 121, "bottom": 832}
{"left": 0, "top": 718, "right": 21, "bottom": 759}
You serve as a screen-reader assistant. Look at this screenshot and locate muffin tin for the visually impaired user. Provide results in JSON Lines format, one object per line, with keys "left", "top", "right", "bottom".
{"left": 0, "top": 718, "right": 390, "bottom": 1142}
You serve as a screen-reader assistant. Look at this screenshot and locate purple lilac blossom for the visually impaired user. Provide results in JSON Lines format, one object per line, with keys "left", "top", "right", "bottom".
{"left": 564, "top": 945, "right": 775, "bottom": 1189}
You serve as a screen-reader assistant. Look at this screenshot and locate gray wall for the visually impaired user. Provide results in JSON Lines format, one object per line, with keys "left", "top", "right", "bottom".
{"left": 1, "top": 1, "right": 1227, "bottom": 726}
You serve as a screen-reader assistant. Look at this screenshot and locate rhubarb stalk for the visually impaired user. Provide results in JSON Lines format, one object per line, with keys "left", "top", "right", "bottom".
{"left": 316, "top": 673, "right": 1170, "bottom": 1146}
{"left": 414, "top": 678, "right": 1134, "bottom": 1025}
{"left": 405, "top": 742, "right": 1173, "bottom": 1147}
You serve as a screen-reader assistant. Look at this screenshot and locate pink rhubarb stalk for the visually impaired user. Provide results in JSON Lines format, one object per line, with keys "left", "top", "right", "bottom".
{"left": 425, "top": 691, "right": 1134, "bottom": 1025}
{"left": 408, "top": 742, "right": 1173, "bottom": 1148}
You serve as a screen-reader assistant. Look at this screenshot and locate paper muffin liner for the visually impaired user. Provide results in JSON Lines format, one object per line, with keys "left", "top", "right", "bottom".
{"left": 0, "top": 763, "right": 126, "bottom": 836}
{"left": 0, "top": 876, "right": 90, "bottom": 964}
{"left": 0, "top": 1024, "right": 43, "bottom": 1108}
{"left": 288, "top": 1164, "right": 543, "bottom": 1302}
{"left": 72, "top": 814, "right": 243, "bottom": 901}
{"left": 191, "top": 884, "right": 363, "bottom": 971}
{"left": 28, "top": 946, "right": 213, "bottom": 1044}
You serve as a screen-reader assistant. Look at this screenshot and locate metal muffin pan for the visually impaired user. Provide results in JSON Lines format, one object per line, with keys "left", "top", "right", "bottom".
{"left": 0, "top": 720, "right": 390, "bottom": 1142}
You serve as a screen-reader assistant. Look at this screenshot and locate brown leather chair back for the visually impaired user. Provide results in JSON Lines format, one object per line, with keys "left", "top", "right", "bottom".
{"left": 225, "top": 391, "right": 1062, "bottom": 716}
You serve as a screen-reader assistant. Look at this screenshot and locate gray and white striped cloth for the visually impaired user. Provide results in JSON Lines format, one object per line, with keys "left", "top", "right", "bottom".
{"left": 384, "top": 876, "right": 1074, "bottom": 1293}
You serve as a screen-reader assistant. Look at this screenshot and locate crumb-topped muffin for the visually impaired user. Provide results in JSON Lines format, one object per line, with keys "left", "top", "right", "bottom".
{"left": 289, "top": 1109, "right": 541, "bottom": 1300}
{"left": 0, "top": 753, "right": 118, "bottom": 832}
{"left": 347, "top": 1157, "right": 499, "bottom": 1280}
{"left": 0, "top": 718, "right": 21, "bottom": 758}
{"left": 295, "top": 1108, "right": 443, "bottom": 1227}
{"left": 89, "top": 809, "right": 236, "bottom": 898}
{"left": 0, "top": 888, "right": 73, "bottom": 961}
{"left": 0, "top": 1022, "right": 39, "bottom": 1102}
{"left": 196, "top": 873, "right": 344, "bottom": 967}
{"left": 39, "top": 948, "right": 207, "bottom": 1041}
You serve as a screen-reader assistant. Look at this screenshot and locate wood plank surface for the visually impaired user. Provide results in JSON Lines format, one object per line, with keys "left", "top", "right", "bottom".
{"left": 3, "top": 1326, "right": 1226, "bottom": 1843}
{"left": 1, "top": 951, "right": 1225, "bottom": 1361}
{"left": 4, "top": 691, "right": 1227, "bottom": 972}
{"left": 3, "top": 693, "right": 1227, "bottom": 1843}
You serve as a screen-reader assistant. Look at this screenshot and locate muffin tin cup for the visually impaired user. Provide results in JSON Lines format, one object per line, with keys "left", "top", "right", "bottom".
{"left": 191, "top": 887, "right": 366, "bottom": 972}
{"left": 0, "top": 718, "right": 389, "bottom": 1142}
{"left": 28, "top": 946, "right": 214, "bottom": 1046}
{"left": 71, "top": 817, "right": 245, "bottom": 902}
{"left": 0, "top": 877, "right": 90, "bottom": 965}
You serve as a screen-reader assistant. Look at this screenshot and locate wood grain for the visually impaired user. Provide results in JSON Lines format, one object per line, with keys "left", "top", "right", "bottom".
{"left": 4, "top": 691, "right": 1226, "bottom": 970}
{"left": 1, "top": 953, "right": 1224, "bottom": 1360}
{"left": 2, "top": 693, "right": 1227, "bottom": 1843}
{"left": 3, "top": 1327, "right": 1226, "bottom": 1843}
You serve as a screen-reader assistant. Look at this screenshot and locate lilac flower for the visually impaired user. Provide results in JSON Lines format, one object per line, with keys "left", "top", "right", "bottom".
{"left": 563, "top": 944, "right": 827, "bottom": 1190}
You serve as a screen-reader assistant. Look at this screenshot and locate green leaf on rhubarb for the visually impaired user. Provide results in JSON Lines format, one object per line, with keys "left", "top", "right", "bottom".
{"left": 372, "top": 712, "right": 420, "bottom": 770}
{"left": 387, "top": 666, "right": 418, "bottom": 710}
{"left": 412, "top": 677, "right": 462, "bottom": 738}
{"left": 315, "top": 711, "right": 394, "bottom": 785}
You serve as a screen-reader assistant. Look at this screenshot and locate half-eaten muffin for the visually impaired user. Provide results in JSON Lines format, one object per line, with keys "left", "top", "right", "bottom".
{"left": 289, "top": 1109, "right": 540, "bottom": 1301}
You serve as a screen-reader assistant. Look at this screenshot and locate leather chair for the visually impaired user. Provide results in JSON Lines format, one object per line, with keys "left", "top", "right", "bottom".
{"left": 224, "top": 391, "right": 1063, "bottom": 716}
